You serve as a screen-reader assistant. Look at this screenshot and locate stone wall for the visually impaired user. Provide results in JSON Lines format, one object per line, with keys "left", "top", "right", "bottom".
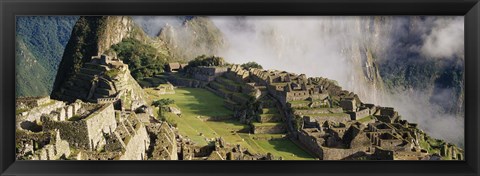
{"left": 305, "top": 114, "right": 351, "bottom": 125}
{"left": 75, "top": 150, "right": 122, "bottom": 160}
{"left": 252, "top": 123, "right": 286, "bottom": 134}
{"left": 378, "top": 138, "right": 404, "bottom": 149}
{"left": 16, "top": 96, "right": 52, "bottom": 109}
{"left": 84, "top": 103, "right": 117, "bottom": 150}
{"left": 322, "top": 147, "right": 367, "bottom": 160}
{"left": 190, "top": 67, "right": 228, "bottom": 82}
{"left": 287, "top": 102, "right": 310, "bottom": 109}
{"left": 146, "top": 122, "right": 178, "bottom": 160}
{"left": 48, "top": 101, "right": 83, "bottom": 122}
{"left": 257, "top": 114, "right": 281, "bottom": 123}
{"left": 378, "top": 107, "right": 395, "bottom": 116}
{"left": 351, "top": 133, "right": 372, "bottom": 149}
{"left": 297, "top": 129, "right": 324, "bottom": 158}
{"left": 31, "top": 130, "right": 71, "bottom": 160}
{"left": 168, "top": 76, "right": 206, "bottom": 88}
{"left": 17, "top": 100, "right": 66, "bottom": 127}
{"left": 339, "top": 99, "right": 356, "bottom": 111}
{"left": 42, "top": 116, "right": 90, "bottom": 149}
{"left": 119, "top": 122, "right": 150, "bottom": 160}
{"left": 285, "top": 91, "right": 309, "bottom": 101}
{"left": 42, "top": 103, "right": 117, "bottom": 150}
{"left": 348, "top": 108, "right": 370, "bottom": 120}
{"left": 372, "top": 147, "right": 394, "bottom": 160}
{"left": 293, "top": 108, "right": 343, "bottom": 115}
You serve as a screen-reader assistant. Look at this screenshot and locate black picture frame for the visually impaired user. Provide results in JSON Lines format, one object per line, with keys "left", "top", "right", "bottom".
{"left": 1, "top": 0, "right": 479, "bottom": 175}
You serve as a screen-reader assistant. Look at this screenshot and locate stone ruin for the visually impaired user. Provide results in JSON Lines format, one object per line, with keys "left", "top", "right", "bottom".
{"left": 16, "top": 98, "right": 158, "bottom": 160}
{"left": 17, "top": 57, "right": 464, "bottom": 160}
{"left": 191, "top": 138, "right": 275, "bottom": 160}
{"left": 170, "top": 63, "right": 464, "bottom": 160}
{"left": 54, "top": 54, "right": 145, "bottom": 107}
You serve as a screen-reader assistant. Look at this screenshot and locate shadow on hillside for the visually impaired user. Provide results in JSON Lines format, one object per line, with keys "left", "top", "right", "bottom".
{"left": 267, "top": 139, "right": 315, "bottom": 159}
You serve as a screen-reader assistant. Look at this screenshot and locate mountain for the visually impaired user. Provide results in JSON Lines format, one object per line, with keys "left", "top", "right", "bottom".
{"left": 157, "top": 16, "right": 226, "bottom": 61}
{"left": 15, "top": 16, "right": 78, "bottom": 97}
{"left": 132, "top": 16, "right": 226, "bottom": 61}
{"left": 51, "top": 16, "right": 149, "bottom": 99}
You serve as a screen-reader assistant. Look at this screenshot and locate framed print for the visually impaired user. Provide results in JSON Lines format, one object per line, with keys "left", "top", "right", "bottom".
{"left": 1, "top": 0, "right": 479, "bottom": 176}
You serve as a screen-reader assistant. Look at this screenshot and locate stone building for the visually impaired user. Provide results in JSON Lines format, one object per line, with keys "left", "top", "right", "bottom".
{"left": 165, "top": 62, "right": 187, "bottom": 72}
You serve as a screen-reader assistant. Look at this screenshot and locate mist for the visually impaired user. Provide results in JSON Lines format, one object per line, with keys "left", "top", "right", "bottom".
{"left": 132, "top": 16, "right": 186, "bottom": 37}
{"left": 133, "top": 16, "right": 465, "bottom": 147}
{"left": 421, "top": 17, "right": 464, "bottom": 60}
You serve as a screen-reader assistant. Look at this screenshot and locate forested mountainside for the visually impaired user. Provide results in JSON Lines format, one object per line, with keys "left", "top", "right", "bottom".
{"left": 369, "top": 16, "right": 464, "bottom": 117}
{"left": 15, "top": 16, "right": 78, "bottom": 97}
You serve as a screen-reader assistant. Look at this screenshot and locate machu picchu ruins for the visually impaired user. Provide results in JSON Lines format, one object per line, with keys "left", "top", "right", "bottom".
{"left": 14, "top": 14, "right": 465, "bottom": 162}
{"left": 16, "top": 52, "right": 463, "bottom": 160}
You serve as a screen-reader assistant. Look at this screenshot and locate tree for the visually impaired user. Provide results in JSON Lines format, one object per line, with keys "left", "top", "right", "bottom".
{"left": 186, "top": 55, "right": 226, "bottom": 67}
{"left": 110, "top": 38, "right": 167, "bottom": 81}
{"left": 293, "top": 115, "right": 304, "bottom": 131}
{"left": 241, "top": 61, "right": 263, "bottom": 70}
{"left": 151, "top": 98, "right": 175, "bottom": 121}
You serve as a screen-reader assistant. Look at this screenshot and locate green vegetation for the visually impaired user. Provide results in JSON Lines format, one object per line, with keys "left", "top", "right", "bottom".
{"left": 252, "top": 122, "right": 282, "bottom": 127}
{"left": 146, "top": 87, "right": 314, "bottom": 160}
{"left": 379, "top": 51, "right": 464, "bottom": 115}
{"left": 138, "top": 77, "right": 167, "bottom": 88}
{"left": 288, "top": 100, "right": 310, "bottom": 105}
{"left": 241, "top": 61, "right": 263, "bottom": 70}
{"left": 160, "top": 88, "right": 233, "bottom": 118}
{"left": 418, "top": 132, "right": 444, "bottom": 155}
{"left": 16, "top": 16, "right": 78, "bottom": 97}
{"left": 185, "top": 55, "right": 226, "bottom": 68}
{"left": 293, "top": 115, "right": 303, "bottom": 130}
{"left": 104, "top": 69, "right": 120, "bottom": 79}
{"left": 306, "top": 113, "right": 348, "bottom": 117}
{"left": 152, "top": 98, "right": 175, "bottom": 121}
{"left": 216, "top": 77, "right": 240, "bottom": 86}
{"left": 259, "top": 113, "right": 278, "bottom": 119}
{"left": 110, "top": 38, "right": 168, "bottom": 80}
{"left": 255, "top": 139, "right": 314, "bottom": 160}
{"left": 357, "top": 115, "right": 375, "bottom": 123}
{"left": 262, "top": 108, "right": 278, "bottom": 114}
{"left": 68, "top": 115, "right": 83, "bottom": 121}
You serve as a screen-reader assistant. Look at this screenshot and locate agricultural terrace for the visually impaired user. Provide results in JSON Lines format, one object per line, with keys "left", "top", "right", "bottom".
{"left": 145, "top": 87, "right": 315, "bottom": 160}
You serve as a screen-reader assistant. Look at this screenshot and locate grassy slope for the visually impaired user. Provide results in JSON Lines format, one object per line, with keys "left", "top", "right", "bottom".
{"left": 146, "top": 87, "right": 314, "bottom": 160}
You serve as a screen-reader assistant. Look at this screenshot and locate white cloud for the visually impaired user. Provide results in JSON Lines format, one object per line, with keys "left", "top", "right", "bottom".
{"left": 421, "top": 17, "right": 464, "bottom": 59}
{"left": 132, "top": 16, "right": 184, "bottom": 37}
